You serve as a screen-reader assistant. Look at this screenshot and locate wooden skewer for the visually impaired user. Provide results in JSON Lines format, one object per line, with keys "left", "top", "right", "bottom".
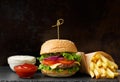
{"left": 52, "top": 19, "right": 64, "bottom": 39}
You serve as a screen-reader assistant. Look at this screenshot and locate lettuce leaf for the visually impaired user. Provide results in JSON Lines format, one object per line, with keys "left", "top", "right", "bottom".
{"left": 62, "top": 52, "right": 81, "bottom": 62}
{"left": 38, "top": 64, "right": 51, "bottom": 70}
{"left": 37, "top": 52, "right": 81, "bottom": 62}
{"left": 37, "top": 53, "right": 57, "bottom": 61}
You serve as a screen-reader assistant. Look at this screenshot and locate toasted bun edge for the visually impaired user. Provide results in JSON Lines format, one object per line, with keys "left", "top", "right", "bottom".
{"left": 41, "top": 69, "right": 77, "bottom": 77}
{"left": 40, "top": 39, "right": 78, "bottom": 55}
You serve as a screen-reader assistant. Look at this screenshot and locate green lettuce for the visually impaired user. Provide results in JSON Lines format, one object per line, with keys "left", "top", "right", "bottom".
{"left": 37, "top": 52, "right": 81, "bottom": 62}
{"left": 37, "top": 53, "right": 57, "bottom": 61}
{"left": 61, "top": 52, "right": 81, "bottom": 62}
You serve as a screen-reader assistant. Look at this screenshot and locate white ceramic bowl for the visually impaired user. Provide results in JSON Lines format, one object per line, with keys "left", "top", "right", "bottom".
{"left": 7, "top": 55, "right": 36, "bottom": 71}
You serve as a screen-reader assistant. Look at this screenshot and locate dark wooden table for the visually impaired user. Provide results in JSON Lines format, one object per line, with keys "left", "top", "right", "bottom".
{"left": 0, "top": 66, "right": 119, "bottom": 82}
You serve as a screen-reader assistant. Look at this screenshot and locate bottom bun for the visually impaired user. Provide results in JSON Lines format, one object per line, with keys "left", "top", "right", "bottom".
{"left": 41, "top": 69, "right": 77, "bottom": 77}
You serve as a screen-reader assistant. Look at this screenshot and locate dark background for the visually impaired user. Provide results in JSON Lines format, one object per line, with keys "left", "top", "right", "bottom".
{"left": 0, "top": 0, "right": 120, "bottom": 68}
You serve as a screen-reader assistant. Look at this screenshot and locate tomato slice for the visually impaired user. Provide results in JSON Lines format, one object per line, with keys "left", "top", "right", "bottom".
{"left": 42, "top": 59, "right": 59, "bottom": 66}
{"left": 14, "top": 63, "right": 37, "bottom": 78}
{"left": 42, "top": 57, "right": 75, "bottom": 66}
{"left": 58, "top": 58, "right": 74, "bottom": 65}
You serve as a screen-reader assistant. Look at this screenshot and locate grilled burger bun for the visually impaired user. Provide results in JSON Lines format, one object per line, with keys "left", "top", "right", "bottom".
{"left": 41, "top": 69, "right": 77, "bottom": 77}
{"left": 38, "top": 39, "right": 82, "bottom": 77}
{"left": 40, "top": 39, "right": 77, "bottom": 54}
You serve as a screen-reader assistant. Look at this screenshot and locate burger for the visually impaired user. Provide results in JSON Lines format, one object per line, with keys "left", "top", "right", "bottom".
{"left": 37, "top": 39, "right": 82, "bottom": 77}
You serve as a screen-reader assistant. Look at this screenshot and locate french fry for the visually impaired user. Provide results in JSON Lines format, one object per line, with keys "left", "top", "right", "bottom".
{"left": 90, "top": 62, "right": 95, "bottom": 71}
{"left": 92, "top": 54, "right": 100, "bottom": 62}
{"left": 102, "top": 62, "right": 108, "bottom": 69}
{"left": 94, "top": 69, "right": 100, "bottom": 79}
{"left": 106, "top": 68, "right": 114, "bottom": 78}
{"left": 101, "top": 55, "right": 108, "bottom": 63}
{"left": 91, "top": 56, "right": 98, "bottom": 63}
{"left": 96, "top": 59, "right": 102, "bottom": 67}
{"left": 94, "top": 54, "right": 101, "bottom": 59}
{"left": 85, "top": 51, "right": 119, "bottom": 79}
{"left": 108, "top": 60, "right": 118, "bottom": 69}
{"left": 114, "top": 72, "right": 119, "bottom": 77}
{"left": 89, "top": 70, "right": 94, "bottom": 78}
{"left": 100, "top": 67, "right": 106, "bottom": 78}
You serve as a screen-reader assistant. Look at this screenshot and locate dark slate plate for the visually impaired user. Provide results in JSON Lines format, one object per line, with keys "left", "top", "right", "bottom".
{"left": 0, "top": 67, "right": 119, "bottom": 82}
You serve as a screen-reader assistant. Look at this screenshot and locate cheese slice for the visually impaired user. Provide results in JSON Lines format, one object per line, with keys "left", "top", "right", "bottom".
{"left": 50, "top": 63, "right": 62, "bottom": 69}
{"left": 50, "top": 62, "right": 80, "bottom": 69}
{"left": 74, "top": 61, "right": 80, "bottom": 66}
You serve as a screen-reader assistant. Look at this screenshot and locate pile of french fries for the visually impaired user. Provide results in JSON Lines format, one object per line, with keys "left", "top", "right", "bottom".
{"left": 89, "top": 54, "right": 119, "bottom": 79}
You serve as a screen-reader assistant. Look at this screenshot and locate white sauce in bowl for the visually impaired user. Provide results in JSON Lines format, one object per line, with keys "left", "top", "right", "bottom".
{"left": 7, "top": 55, "right": 36, "bottom": 71}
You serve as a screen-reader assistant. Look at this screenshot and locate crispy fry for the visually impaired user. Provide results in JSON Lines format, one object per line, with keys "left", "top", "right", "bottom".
{"left": 96, "top": 59, "right": 102, "bottom": 67}
{"left": 92, "top": 54, "right": 100, "bottom": 62}
{"left": 114, "top": 72, "right": 119, "bottom": 77}
{"left": 106, "top": 68, "right": 114, "bottom": 78}
{"left": 90, "top": 62, "right": 95, "bottom": 71}
{"left": 108, "top": 65, "right": 116, "bottom": 72}
{"left": 108, "top": 60, "right": 118, "bottom": 69}
{"left": 94, "top": 69, "right": 100, "bottom": 79}
{"left": 101, "top": 55, "right": 108, "bottom": 63}
{"left": 102, "top": 62, "right": 108, "bottom": 68}
{"left": 89, "top": 52, "right": 119, "bottom": 79}
{"left": 89, "top": 70, "right": 94, "bottom": 78}
{"left": 91, "top": 56, "right": 98, "bottom": 63}
{"left": 100, "top": 67, "right": 106, "bottom": 78}
{"left": 95, "top": 54, "right": 101, "bottom": 59}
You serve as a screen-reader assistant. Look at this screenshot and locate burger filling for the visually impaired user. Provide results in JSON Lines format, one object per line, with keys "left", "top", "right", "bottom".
{"left": 38, "top": 52, "right": 81, "bottom": 73}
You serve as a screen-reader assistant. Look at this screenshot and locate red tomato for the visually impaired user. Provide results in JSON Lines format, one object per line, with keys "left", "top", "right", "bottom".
{"left": 42, "top": 57, "right": 75, "bottom": 66}
{"left": 42, "top": 59, "right": 58, "bottom": 66}
{"left": 58, "top": 58, "right": 74, "bottom": 65}
{"left": 14, "top": 63, "right": 37, "bottom": 78}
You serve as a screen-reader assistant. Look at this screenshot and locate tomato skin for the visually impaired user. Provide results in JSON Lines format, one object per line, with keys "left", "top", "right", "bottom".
{"left": 58, "top": 58, "right": 74, "bottom": 65}
{"left": 42, "top": 59, "right": 59, "bottom": 66}
{"left": 14, "top": 63, "right": 37, "bottom": 78}
{"left": 42, "top": 57, "right": 74, "bottom": 65}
